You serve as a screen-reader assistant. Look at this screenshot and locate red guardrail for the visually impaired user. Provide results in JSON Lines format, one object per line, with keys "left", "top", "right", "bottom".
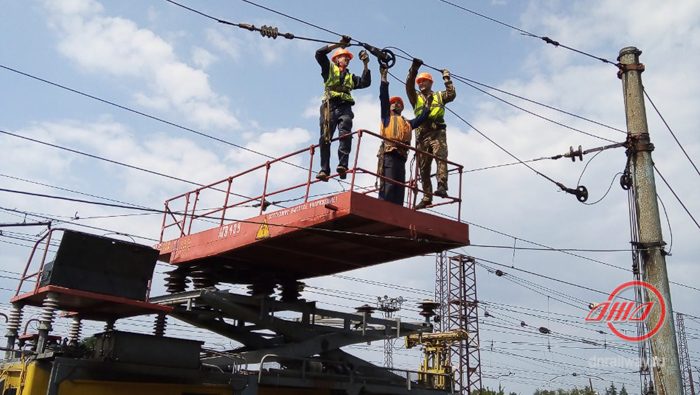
{"left": 160, "top": 129, "right": 464, "bottom": 242}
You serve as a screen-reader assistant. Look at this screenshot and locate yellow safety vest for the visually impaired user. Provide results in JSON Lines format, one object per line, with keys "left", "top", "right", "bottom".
{"left": 414, "top": 91, "right": 445, "bottom": 124}
{"left": 324, "top": 63, "right": 355, "bottom": 102}
{"left": 380, "top": 115, "right": 412, "bottom": 156}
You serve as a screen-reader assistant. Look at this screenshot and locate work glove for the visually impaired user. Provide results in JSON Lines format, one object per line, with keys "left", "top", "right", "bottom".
{"left": 412, "top": 58, "right": 423, "bottom": 68}
{"left": 339, "top": 35, "right": 352, "bottom": 48}
{"left": 359, "top": 50, "right": 370, "bottom": 65}
{"left": 380, "top": 66, "right": 388, "bottom": 80}
{"left": 442, "top": 69, "right": 451, "bottom": 80}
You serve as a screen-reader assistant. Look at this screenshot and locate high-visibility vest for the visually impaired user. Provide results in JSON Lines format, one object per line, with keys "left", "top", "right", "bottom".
{"left": 414, "top": 91, "right": 445, "bottom": 124}
{"left": 380, "top": 115, "right": 412, "bottom": 156}
{"left": 324, "top": 63, "right": 354, "bottom": 102}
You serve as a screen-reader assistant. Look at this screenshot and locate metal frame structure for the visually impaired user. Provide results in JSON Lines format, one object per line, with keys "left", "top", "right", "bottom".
{"left": 676, "top": 313, "right": 696, "bottom": 395}
{"left": 435, "top": 252, "right": 448, "bottom": 333}
{"left": 446, "top": 255, "right": 482, "bottom": 395}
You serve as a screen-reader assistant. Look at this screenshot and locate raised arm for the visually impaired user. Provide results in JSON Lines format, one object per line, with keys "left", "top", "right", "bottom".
{"left": 440, "top": 69, "right": 456, "bottom": 104}
{"left": 405, "top": 58, "right": 422, "bottom": 108}
{"left": 379, "top": 67, "right": 390, "bottom": 127}
{"left": 353, "top": 50, "right": 372, "bottom": 89}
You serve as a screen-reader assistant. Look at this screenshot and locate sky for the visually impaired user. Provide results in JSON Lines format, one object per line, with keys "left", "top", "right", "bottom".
{"left": 1, "top": 0, "right": 699, "bottom": 393}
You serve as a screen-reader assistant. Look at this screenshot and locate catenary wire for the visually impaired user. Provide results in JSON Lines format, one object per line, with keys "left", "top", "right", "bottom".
{"left": 165, "top": 0, "right": 337, "bottom": 44}
{"left": 653, "top": 165, "right": 700, "bottom": 231}
{"left": 643, "top": 88, "right": 700, "bottom": 177}
{"left": 0, "top": 64, "right": 321, "bottom": 181}
{"left": 434, "top": 0, "right": 620, "bottom": 67}
{"left": 385, "top": 71, "right": 569, "bottom": 193}
{"left": 390, "top": 49, "right": 627, "bottom": 136}
{"left": 211, "top": 0, "right": 627, "bottom": 145}
{"left": 0, "top": 187, "right": 465, "bottom": 246}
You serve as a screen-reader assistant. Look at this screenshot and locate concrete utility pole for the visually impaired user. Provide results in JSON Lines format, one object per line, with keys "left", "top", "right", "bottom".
{"left": 618, "top": 46, "right": 682, "bottom": 395}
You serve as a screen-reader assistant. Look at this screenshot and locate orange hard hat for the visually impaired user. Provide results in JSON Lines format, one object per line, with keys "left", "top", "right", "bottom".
{"left": 416, "top": 72, "right": 433, "bottom": 84}
{"left": 331, "top": 48, "right": 353, "bottom": 62}
{"left": 390, "top": 96, "right": 404, "bottom": 107}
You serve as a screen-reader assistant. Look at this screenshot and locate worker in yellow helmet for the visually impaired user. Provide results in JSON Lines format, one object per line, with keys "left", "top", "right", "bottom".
{"left": 315, "top": 36, "right": 371, "bottom": 182}
{"left": 377, "top": 66, "right": 431, "bottom": 205}
{"left": 405, "top": 58, "right": 456, "bottom": 209}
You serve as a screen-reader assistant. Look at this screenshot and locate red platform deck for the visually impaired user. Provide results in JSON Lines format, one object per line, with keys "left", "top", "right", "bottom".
{"left": 158, "top": 191, "right": 469, "bottom": 282}
{"left": 157, "top": 129, "right": 469, "bottom": 284}
{"left": 12, "top": 286, "right": 172, "bottom": 321}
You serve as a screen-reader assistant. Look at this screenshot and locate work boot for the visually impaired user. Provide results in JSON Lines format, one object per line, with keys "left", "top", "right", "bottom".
{"left": 336, "top": 165, "right": 348, "bottom": 180}
{"left": 434, "top": 184, "right": 448, "bottom": 198}
{"left": 415, "top": 199, "right": 432, "bottom": 210}
{"left": 316, "top": 171, "right": 329, "bottom": 182}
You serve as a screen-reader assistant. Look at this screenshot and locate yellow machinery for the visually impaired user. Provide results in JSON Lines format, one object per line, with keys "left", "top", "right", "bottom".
{"left": 405, "top": 330, "right": 469, "bottom": 391}
{"left": 1, "top": 229, "right": 452, "bottom": 395}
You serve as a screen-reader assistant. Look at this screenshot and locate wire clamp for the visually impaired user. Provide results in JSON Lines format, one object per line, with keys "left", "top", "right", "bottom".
{"left": 557, "top": 182, "right": 589, "bottom": 203}
{"left": 617, "top": 62, "right": 645, "bottom": 79}
{"left": 628, "top": 133, "right": 654, "bottom": 153}
{"left": 361, "top": 43, "right": 396, "bottom": 69}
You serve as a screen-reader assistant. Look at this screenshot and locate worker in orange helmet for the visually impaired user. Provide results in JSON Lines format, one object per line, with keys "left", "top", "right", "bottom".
{"left": 406, "top": 58, "right": 456, "bottom": 209}
{"left": 315, "top": 35, "right": 371, "bottom": 182}
{"left": 377, "top": 66, "right": 431, "bottom": 205}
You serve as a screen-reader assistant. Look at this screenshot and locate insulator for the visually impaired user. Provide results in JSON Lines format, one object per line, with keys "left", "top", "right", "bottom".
{"left": 278, "top": 281, "right": 305, "bottom": 302}
{"left": 153, "top": 314, "right": 167, "bottom": 337}
{"left": 6, "top": 303, "right": 23, "bottom": 333}
{"left": 39, "top": 293, "right": 59, "bottom": 329}
{"left": 260, "top": 25, "right": 279, "bottom": 39}
{"left": 190, "top": 265, "right": 217, "bottom": 289}
{"left": 247, "top": 281, "right": 275, "bottom": 298}
{"left": 165, "top": 269, "right": 189, "bottom": 293}
{"left": 104, "top": 319, "right": 116, "bottom": 332}
{"left": 68, "top": 317, "right": 82, "bottom": 343}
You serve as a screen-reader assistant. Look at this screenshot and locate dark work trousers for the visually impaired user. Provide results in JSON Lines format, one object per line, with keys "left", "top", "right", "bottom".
{"left": 319, "top": 100, "right": 354, "bottom": 174}
{"left": 378, "top": 151, "right": 407, "bottom": 205}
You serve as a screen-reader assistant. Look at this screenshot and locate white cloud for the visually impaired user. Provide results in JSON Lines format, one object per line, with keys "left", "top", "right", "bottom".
{"left": 43, "top": 0, "right": 239, "bottom": 130}
{"left": 192, "top": 47, "right": 217, "bottom": 69}
{"left": 206, "top": 28, "right": 241, "bottom": 59}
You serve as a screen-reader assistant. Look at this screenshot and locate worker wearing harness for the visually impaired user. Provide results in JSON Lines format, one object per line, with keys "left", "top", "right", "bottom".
{"left": 377, "top": 66, "right": 431, "bottom": 205}
{"left": 315, "top": 36, "right": 371, "bottom": 181}
{"left": 405, "top": 58, "right": 456, "bottom": 209}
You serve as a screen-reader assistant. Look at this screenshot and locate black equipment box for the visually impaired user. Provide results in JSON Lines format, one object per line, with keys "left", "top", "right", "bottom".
{"left": 92, "top": 331, "right": 203, "bottom": 369}
{"left": 39, "top": 230, "right": 158, "bottom": 301}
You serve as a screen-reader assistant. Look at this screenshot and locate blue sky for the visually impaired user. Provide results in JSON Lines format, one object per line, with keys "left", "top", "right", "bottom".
{"left": 1, "top": 1, "right": 699, "bottom": 393}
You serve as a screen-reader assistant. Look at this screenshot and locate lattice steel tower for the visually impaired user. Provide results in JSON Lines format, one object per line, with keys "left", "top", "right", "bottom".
{"left": 676, "top": 313, "right": 696, "bottom": 395}
{"left": 445, "top": 254, "right": 482, "bottom": 394}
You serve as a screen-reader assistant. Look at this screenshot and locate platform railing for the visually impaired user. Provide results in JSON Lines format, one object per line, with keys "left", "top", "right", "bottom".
{"left": 14, "top": 229, "right": 55, "bottom": 297}
{"left": 160, "top": 129, "right": 464, "bottom": 242}
{"left": 13, "top": 228, "right": 155, "bottom": 301}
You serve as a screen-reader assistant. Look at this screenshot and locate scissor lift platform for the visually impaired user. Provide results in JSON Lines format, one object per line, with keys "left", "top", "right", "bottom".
{"left": 158, "top": 190, "right": 469, "bottom": 282}
{"left": 157, "top": 129, "right": 469, "bottom": 284}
